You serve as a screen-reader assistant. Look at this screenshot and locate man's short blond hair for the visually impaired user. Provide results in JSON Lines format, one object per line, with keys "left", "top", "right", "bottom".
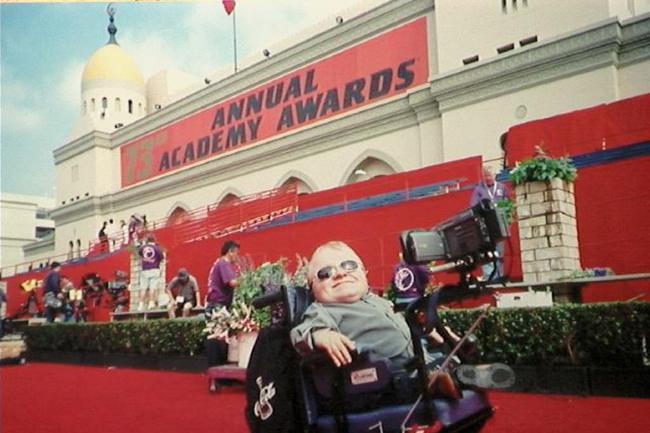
{"left": 307, "top": 241, "right": 364, "bottom": 280}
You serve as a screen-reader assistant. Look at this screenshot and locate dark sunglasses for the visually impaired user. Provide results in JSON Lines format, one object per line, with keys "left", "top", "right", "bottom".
{"left": 316, "top": 260, "right": 360, "bottom": 281}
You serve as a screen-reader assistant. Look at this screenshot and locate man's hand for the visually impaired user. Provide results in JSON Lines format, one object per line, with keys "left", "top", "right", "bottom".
{"left": 312, "top": 329, "right": 356, "bottom": 367}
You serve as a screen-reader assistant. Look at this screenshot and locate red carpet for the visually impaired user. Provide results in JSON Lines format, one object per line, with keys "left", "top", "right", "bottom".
{"left": 1, "top": 363, "right": 648, "bottom": 433}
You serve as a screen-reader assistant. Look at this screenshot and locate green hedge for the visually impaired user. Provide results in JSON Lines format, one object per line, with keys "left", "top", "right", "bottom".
{"left": 24, "top": 302, "right": 650, "bottom": 367}
{"left": 440, "top": 302, "right": 649, "bottom": 368}
{"left": 24, "top": 319, "right": 205, "bottom": 356}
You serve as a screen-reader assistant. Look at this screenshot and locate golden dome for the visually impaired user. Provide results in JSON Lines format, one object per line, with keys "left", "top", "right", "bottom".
{"left": 82, "top": 44, "right": 144, "bottom": 87}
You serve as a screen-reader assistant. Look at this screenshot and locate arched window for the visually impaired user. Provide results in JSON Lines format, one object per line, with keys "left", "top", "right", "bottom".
{"left": 128, "top": 99, "right": 133, "bottom": 114}
{"left": 281, "top": 176, "right": 313, "bottom": 195}
{"left": 102, "top": 97, "right": 108, "bottom": 109}
{"left": 115, "top": 98, "right": 121, "bottom": 112}
{"left": 91, "top": 98, "right": 96, "bottom": 112}
{"left": 138, "top": 102, "right": 142, "bottom": 115}
{"left": 167, "top": 206, "right": 191, "bottom": 226}
{"left": 217, "top": 193, "right": 240, "bottom": 208}
{"left": 83, "top": 101, "right": 87, "bottom": 115}
{"left": 345, "top": 157, "right": 396, "bottom": 185}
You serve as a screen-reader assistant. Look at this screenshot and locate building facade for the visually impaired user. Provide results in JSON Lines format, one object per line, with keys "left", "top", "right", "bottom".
{"left": 48, "top": 0, "right": 650, "bottom": 258}
{"left": 0, "top": 193, "right": 55, "bottom": 270}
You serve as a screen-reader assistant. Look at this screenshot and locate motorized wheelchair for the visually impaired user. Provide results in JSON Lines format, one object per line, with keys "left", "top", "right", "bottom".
{"left": 245, "top": 282, "right": 493, "bottom": 433}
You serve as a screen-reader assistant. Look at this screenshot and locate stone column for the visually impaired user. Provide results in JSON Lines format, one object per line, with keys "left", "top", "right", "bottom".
{"left": 515, "top": 178, "right": 581, "bottom": 282}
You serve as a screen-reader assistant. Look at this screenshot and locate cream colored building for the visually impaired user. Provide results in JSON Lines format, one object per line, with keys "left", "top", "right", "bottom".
{"left": 0, "top": 193, "right": 55, "bottom": 270}
{"left": 44, "top": 0, "right": 650, "bottom": 263}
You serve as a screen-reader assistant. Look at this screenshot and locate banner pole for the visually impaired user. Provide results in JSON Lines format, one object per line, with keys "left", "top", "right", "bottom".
{"left": 233, "top": 8, "right": 238, "bottom": 73}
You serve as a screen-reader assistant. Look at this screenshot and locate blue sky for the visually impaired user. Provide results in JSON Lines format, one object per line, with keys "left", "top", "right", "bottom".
{"left": 1, "top": 0, "right": 371, "bottom": 197}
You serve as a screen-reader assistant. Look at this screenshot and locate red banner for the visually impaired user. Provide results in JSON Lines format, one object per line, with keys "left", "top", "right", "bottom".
{"left": 120, "top": 18, "right": 429, "bottom": 187}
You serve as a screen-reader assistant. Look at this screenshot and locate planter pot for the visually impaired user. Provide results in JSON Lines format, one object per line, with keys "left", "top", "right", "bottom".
{"left": 237, "top": 331, "right": 258, "bottom": 368}
{"left": 227, "top": 335, "right": 239, "bottom": 363}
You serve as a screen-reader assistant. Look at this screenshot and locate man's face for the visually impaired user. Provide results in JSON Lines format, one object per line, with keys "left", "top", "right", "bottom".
{"left": 482, "top": 168, "right": 495, "bottom": 186}
{"left": 309, "top": 245, "right": 368, "bottom": 303}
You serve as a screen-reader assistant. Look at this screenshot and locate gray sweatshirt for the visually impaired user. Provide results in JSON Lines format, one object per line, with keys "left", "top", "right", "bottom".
{"left": 290, "top": 293, "right": 414, "bottom": 373}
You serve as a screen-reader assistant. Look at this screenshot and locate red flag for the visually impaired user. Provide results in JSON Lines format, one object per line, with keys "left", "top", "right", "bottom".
{"left": 222, "top": 0, "right": 236, "bottom": 15}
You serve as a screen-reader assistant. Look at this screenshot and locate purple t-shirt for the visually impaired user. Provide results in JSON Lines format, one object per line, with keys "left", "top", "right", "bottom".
{"left": 207, "top": 258, "right": 238, "bottom": 306}
{"left": 470, "top": 181, "right": 509, "bottom": 206}
{"left": 138, "top": 243, "right": 164, "bottom": 270}
{"left": 392, "top": 262, "right": 430, "bottom": 299}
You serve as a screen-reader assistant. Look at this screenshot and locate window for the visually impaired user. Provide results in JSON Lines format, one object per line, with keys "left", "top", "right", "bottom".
{"left": 83, "top": 101, "right": 87, "bottom": 115}
{"left": 71, "top": 164, "right": 79, "bottom": 182}
{"left": 102, "top": 97, "right": 108, "bottom": 109}
{"left": 115, "top": 98, "right": 121, "bottom": 112}
{"left": 91, "top": 98, "right": 96, "bottom": 112}
{"left": 128, "top": 99, "right": 133, "bottom": 114}
{"left": 35, "top": 227, "right": 54, "bottom": 239}
{"left": 497, "top": 43, "right": 515, "bottom": 54}
{"left": 502, "top": 0, "right": 528, "bottom": 13}
{"left": 462, "top": 55, "right": 479, "bottom": 65}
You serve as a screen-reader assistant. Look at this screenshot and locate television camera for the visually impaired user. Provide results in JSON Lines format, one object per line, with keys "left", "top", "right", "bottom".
{"left": 79, "top": 271, "right": 130, "bottom": 312}
{"left": 400, "top": 199, "right": 509, "bottom": 301}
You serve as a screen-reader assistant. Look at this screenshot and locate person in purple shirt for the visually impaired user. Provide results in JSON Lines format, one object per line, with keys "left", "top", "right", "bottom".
{"left": 470, "top": 165, "right": 510, "bottom": 280}
{"left": 391, "top": 255, "right": 431, "bottom": 311}
{"left": 206, "top": 240, "right": 240, "bottom": 311}
{"left": 137, "top": 234, "right": 165, "bottom": 310}
{"left": 205, "top": 240, "right": 240, "bottom": 367}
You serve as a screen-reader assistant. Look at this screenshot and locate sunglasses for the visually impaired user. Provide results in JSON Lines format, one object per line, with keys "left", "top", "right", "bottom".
{"left": 315, "top": 260, "right": 360, "bottom": 281}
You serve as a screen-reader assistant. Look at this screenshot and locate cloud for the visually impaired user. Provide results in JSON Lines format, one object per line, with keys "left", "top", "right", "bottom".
{"left": 1, "top": 103, "right": 44, "bottom": 131}
{"left": 1, "top": 73, "right": 44, "bottom": 132}
{"left": 56, "top": 59, "right": 86, "bottom": 109}
{"left": 120, "top": 31, "right": 182, "bottom": 80}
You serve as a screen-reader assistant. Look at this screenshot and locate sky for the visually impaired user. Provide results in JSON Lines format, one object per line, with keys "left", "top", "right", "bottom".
{"left": 0, "top": 0, "right": 375, "bottom": 198}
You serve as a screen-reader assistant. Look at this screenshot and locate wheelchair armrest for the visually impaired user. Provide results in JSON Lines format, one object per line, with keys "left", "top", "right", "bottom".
{"left": 303, "top": 350, "right": 392, "bottom": 399}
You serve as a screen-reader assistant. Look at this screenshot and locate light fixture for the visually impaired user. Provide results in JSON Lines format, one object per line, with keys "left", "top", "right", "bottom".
{"left": 354, "top": 169, "right": 367, "bottom": 176}
{"left": 204, "top": 78, "right": 211, "bottom": 85}
{"left": 154, "top": 104, "right": 162, "bottom": 110}
{"left": 114, "top": 123, "right": 124, "bottom": 129}
{"left": 263, "top": 49, "right": 271, "bottom": 58}
{"left": 336, "top": 16, "right": 344, "bottom": 24}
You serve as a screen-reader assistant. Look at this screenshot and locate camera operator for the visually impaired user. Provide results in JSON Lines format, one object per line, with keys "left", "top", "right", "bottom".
{"left": 165, "top": 268, "right": 201, "bottom": 319}
{"left": 107, "top": 270, "right": 130, "bottom": 313}
{"left": 470, "top": 165, "right": 510, "bottom": 281}
{"left": 391, "top": 253, "right": 431, "bottom": 311}
{"left": 42, "top": 262, "right": 64, "bottom": 323}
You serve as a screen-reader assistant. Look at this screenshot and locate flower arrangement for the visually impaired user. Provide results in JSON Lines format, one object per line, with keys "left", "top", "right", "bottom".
{"left": 509, "top": 147, "right": 578, "bottom": 185}
{"left": 204, "top": 303, "right": 260, "bottom": 341}
{"left": 204, "top": 255, "right": 309, "bottom": 339}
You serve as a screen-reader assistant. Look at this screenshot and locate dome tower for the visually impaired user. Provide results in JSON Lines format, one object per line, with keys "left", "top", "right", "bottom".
{"left": 69, "top": 5, "right": 146, "bottom": 139}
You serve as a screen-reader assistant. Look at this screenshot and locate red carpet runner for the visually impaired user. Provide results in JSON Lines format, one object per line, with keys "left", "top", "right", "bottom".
{"left": 1, "top": 363, "right": 648, "bottom": 433}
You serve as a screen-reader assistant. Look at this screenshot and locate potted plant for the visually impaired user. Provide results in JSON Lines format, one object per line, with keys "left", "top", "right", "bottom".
{"left": 509, "top": 148, "right": 577, "bottom": 190}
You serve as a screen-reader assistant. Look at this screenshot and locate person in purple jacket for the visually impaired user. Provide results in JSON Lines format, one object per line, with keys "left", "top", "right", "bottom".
{"left": 470, "top": 165, "right": 510, "bottom": 280}
{"left": 137, "top": 234, "right": 165, "bottom": 311}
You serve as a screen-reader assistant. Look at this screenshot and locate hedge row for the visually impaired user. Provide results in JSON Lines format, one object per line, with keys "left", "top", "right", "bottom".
{"left": 440, "top": 302, "right": 650, "bottom": 367}
{"left": 24, "top": 302, "right": 650, "bottom": 368}
{"left": 24, "top": 319, "right": 205, "bottom": 356}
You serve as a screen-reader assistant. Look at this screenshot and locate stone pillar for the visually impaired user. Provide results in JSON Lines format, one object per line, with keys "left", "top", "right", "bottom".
{"left": 515, "top": 178, "right": 581, "bottom": 282}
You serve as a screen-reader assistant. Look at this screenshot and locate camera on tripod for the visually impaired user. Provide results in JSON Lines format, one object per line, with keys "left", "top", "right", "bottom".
{"left": 107, "top": 270, "right": 129, "bottom": 296}
{"left": 400, "top": 199, "right": 509, "bottom": 273}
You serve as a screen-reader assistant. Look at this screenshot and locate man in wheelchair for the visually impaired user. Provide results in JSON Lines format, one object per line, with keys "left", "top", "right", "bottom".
{"left": 283, "top": 241, "right": 513, "bottom": 433}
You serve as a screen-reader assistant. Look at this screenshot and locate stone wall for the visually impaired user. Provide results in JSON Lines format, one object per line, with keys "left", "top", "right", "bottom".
{"left": 515, "top": 178, "right": 581, "bottom": 282}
